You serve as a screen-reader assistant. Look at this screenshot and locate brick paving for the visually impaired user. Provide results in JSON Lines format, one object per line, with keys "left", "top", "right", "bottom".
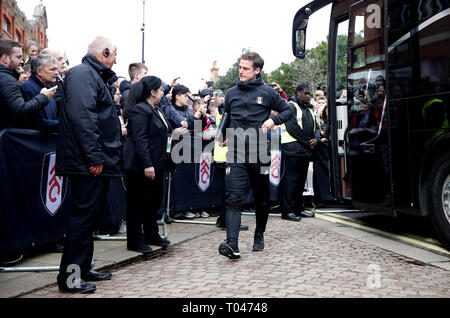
{"left": 23, "top": 217, "right": 450, "bottom": 298}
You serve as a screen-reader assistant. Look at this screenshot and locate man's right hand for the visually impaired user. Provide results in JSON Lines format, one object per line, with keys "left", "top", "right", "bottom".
{"left": 89, "top": 164, "right": 103, "bottom": 177}
{"left": 41, "top": 86, "right": 58, "bottom": 100}
{"left": 144, "top": 167, "right": 156, "bottom": 180}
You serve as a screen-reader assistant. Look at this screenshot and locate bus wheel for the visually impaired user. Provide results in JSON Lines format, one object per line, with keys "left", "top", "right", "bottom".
{"left": 425, "top": 152, "right": 450, "bottom": 248}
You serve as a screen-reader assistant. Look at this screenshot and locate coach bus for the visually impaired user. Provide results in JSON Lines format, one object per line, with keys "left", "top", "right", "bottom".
{"left": 292, "top": 0, "right": 450, "bottom": 246}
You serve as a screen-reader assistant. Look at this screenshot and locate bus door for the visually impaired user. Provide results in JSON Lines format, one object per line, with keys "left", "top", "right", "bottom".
{"left": 345, "top": 0, "right": 393, "bottom": 212}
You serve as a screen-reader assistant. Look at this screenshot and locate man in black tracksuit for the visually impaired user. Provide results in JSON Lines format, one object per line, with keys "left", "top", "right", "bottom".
{"left": 217, "top": 52, "right": 293, "bottom": 260}
{"left": 280, "top": 83, "right": 320, "bottom": 222}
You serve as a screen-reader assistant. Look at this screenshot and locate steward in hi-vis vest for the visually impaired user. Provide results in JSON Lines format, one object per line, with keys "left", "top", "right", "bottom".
{"left": 279, "top": 83, "right": 320, "bottom": 222}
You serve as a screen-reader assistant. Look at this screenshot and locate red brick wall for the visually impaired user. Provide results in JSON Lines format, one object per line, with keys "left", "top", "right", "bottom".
{"left": 0, "top": 0, "right": 48, "bottom": 48}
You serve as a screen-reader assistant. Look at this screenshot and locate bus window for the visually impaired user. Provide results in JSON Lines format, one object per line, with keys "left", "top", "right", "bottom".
{"left": 336, "top": 20, "right": 349, "bottom": 102}
{"left": 388, "top": 0, "right": 450, "bottom": 98}
{"left": 349, "top": 0, "right": 385, "bottom": 70}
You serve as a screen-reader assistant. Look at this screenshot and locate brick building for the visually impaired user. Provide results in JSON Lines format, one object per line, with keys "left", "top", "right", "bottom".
{"left": 0, "top": 0, "right": 48, "bottom": 48}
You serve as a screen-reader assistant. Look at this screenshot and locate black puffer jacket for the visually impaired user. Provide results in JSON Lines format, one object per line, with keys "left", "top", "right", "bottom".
{"left": 56, "top": 54, "right": 123, "bottom": 177}
{"left": 0, "top": 64, "right": 49, "bottom": 131}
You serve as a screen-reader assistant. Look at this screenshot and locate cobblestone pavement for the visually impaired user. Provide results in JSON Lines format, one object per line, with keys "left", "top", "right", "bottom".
{"left": 23, "top": 217, "right": 450, "bottom": 298}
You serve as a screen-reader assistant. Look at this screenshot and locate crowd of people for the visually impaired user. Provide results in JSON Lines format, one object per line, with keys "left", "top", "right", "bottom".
{"left": 0, "top": 36, "right": 335, "bottom": 294}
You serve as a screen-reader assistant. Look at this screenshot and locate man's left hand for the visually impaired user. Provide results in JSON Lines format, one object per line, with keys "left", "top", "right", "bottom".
{"left": 262, "top": 119, "right": 275, "bottom": 133}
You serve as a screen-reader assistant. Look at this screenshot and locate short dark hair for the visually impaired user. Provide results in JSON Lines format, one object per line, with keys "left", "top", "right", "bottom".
{"left": 0, "top": 39, "right": 22, "bottom": 57}
{"left": 296, "top": 83, "right": 310, "bottom": 93}
{"left": 123, "top": 76, "right": 162, "bottom": 122}
{"left": 128, "top": 62, "right": 147, "bottom": 80}
{"left": 241, "top": 52, "right": 264, "bottom": 71}
{"left": 172, "top": 85, "right": 190, "bottom": 104}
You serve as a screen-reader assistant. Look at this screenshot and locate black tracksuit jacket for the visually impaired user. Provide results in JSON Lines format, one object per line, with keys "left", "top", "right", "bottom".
{"left": 222, "top": 74, "right": 293, "bottom": 160}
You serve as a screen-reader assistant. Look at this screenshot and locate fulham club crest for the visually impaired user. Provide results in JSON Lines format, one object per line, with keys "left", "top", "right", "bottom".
{"left": 257, "top": 97, "right": 263, "bottom": 105}
{"left": 40, "top": 153, "right": 67, "bottom": 216}
{"left": 270, "top": 150, "right": 281, "bottom": 186}
{"left": 196, "top": 152, "right": 213, "bottom": 192}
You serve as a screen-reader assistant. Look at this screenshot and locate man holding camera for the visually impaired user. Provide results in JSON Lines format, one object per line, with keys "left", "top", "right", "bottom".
{"left": 0, "top": 39, "right": 56, "bottom": 131}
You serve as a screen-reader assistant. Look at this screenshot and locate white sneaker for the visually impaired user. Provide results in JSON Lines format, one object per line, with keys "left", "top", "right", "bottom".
{"left": 201, "top": 211, "right": 210, "bottom": 218}
{"left": 184, "top": 212, "right": 196, "bottom": 219}
{"left": 118, "top": 220, "right": 127, "bottom": 234}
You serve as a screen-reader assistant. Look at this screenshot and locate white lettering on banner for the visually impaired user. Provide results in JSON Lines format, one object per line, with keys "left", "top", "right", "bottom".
{"left": 198, "top": 152, "right": 212, "bottom": 192}
{"left": 270, "top": 150, "right": 281, "bottom": 186}
{"left": 41, "top": 153, "right": 65, "bottom": 216}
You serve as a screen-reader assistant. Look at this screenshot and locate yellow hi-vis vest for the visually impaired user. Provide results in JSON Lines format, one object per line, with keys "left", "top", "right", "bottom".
{"left": 281, "top": 101, "right": 316, "bottom": 144}
{"left": 214, "top": 113, "right": 228, "bottom": 163}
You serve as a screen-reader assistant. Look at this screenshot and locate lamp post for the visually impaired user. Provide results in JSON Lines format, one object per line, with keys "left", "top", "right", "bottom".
{"left": 141, "top": 0, "right": 146, "bottom": 64}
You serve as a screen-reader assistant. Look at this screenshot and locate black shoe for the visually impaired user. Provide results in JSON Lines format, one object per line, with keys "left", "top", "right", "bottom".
{"left": 58, "top": 279, "right": 96, "bottom": 294}
{"left": 216, "top": 223, "right": 249, "bottom": 231}
{"left": 240, "top": 225, "right": 249, "bottom": 231}
{"left": 253, "top": 233, "right": 265, "bottom": 252}
{"left": 146, "top": 235, "right": 171, "bottom": 248}
{"left": 218, "top": 241, "right": 241, "bottom": 260}
{"left": 127, "top": 244, "right": 153, "bottom": 254}
{"left": 300, "top": 210, "right": 315, "bottom": 218}
{"left": 281, "top": 213, "right": 301, "bottom": 222}
{"left": 82, "top": 270, "right": 112, "bottom": 282}
{"left": 0, "top": 253, "right": 23, "bottom": 266}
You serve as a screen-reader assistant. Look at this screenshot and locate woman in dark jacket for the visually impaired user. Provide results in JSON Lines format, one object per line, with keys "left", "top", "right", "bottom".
{"left": 122, "top": 76, "right": 171, "bottom": 254}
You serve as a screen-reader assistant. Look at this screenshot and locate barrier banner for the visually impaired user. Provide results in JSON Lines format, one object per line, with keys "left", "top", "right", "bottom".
{"left": 0, "top": 129, "right": 126, "bottom": 256}
{"left": 0, "top": 129, "right": 73, "bottom": 256}
{"left": 170, "top": 137, "right": 224, "bottom": 212}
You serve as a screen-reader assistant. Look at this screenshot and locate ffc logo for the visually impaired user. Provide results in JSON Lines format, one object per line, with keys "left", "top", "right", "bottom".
{"left": 257, "top": 97, "right": 263, "bottom": 105}
{"left": 41, "top": 153, "right": 67, "bottom": 216}
{"left": 197, "top": 152, "right": 212, "bottom": 192}
{"left": 270, "top": 150, "right": 281, "bottom": 186}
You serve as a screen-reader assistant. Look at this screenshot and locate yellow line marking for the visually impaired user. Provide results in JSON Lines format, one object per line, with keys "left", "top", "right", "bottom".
{"left": 316, "top": 214, "right": 450, "bottom": 256}
{"left": 325, "top": 213, "right": 444, "bottom": 246}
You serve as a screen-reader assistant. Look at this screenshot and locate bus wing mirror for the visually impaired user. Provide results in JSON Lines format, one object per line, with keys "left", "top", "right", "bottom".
{"left": 294, "top": 23, "right": 308, "bottom": 59}
{"left": 293, "top": 9, "right": 310, "bottom": 59}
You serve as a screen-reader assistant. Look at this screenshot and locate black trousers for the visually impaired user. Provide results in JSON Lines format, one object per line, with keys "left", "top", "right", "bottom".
{"left": 58, "top": 175, "right": 110, "bottom": 281}
{"left": 125, "top": 170, "right": 164, "bottom": 247}
{"left": 280, "top": 155, "right": 311, "bottom": 215}
{"left": 313, "top": 141, "right": 334, "bottom": 201}
{"left": 225, "top": 162, "right": 270, "bottom": 245}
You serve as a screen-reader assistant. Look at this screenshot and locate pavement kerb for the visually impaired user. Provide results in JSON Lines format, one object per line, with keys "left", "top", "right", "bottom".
{"left": 1, "top": 215, "right": 255, "bottom": 298}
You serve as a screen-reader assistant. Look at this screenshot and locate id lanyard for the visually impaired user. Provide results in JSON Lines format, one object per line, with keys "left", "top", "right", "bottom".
{"left": 167, "top": 134, "right": 172, "bottom": 154}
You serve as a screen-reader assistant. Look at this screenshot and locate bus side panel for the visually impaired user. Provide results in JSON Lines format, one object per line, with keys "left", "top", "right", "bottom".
{"left": 387, "top": 0, "right": 450, "bottom": 215}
